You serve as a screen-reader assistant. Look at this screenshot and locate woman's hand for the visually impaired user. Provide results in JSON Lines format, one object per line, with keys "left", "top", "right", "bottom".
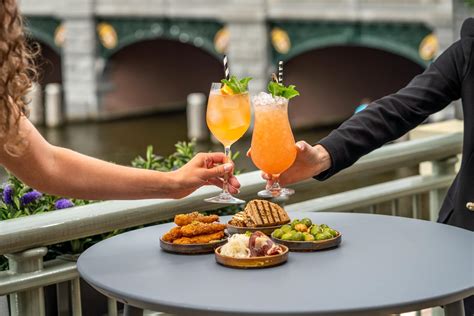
{"left": 168, "top": 152, "right": 241, "bottom": 199}
{"left": 248, "top": 141, "right": 331, "bottom": 187}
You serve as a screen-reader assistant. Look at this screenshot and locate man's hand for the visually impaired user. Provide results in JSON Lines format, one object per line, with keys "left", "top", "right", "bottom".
{"left": 250, "top": 141, "right": 331, "bottom": 187}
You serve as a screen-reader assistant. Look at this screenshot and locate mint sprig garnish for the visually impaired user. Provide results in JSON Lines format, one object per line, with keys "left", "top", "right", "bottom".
{"left": 221, "top": 76, "right": 252, "bottom": 94}
{"left": 268, "top": 81, "right": 300, "bottom": 100}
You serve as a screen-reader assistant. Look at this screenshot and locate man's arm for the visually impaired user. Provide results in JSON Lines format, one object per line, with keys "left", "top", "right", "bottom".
{"left": 316, "top": 38, "right": 466, "bottom": 180}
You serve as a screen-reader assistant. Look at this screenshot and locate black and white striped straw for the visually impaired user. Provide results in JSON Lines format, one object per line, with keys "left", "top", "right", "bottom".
{"left": 223, "top": 55, "right": 230, "bottom": 80}
{"left": 278, "top": 60, "right": 284, "bottom": 84}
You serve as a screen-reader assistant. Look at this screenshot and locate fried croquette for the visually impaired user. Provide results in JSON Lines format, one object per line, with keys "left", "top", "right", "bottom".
{"left": 161, "top": 226, "right": 182, "bottom": 242}
{"left": 172, "top": 231, "right": 225, "bottom": 244}
{"left": 174, "top": 212, "right": 219, "bottom": 226}
{"left": 180, "top": 221, "right": 226, "bottom": 237}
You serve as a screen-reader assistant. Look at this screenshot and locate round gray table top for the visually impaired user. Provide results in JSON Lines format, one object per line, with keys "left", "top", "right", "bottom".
{"left": 77, "top": 212, "right": 474, "bottom": 316}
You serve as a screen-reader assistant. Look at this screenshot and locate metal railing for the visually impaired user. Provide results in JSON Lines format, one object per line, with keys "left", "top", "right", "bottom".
{"left": 0, "top": 132, "right": 463, "bottom": 316}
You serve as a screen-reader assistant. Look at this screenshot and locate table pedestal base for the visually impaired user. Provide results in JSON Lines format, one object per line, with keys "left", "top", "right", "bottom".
{"left": 445, "top": 300, "right": 465, "bottom": 316}
{"left": 124, "top": 304, "right": 144, "bottom": 316}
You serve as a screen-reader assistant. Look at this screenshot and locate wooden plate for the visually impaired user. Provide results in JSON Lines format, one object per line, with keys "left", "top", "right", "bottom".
{"left": 227, "top": 222, "right": 288, "bottom": 236}
{"left": 272, "top": 232, "right": 342, "bottom": 252}
{"left": 215, "top": 245, "right": 289, "bottom": 269}
{"left": 160, "top": 237, "right": 227, "bottom": 255}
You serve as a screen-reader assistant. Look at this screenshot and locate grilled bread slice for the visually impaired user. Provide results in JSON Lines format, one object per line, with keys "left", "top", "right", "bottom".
{"left": 245, "top": 199, "right": 290, "bottom": 227}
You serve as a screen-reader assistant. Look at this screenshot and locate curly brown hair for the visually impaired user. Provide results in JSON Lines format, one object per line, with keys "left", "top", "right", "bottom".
{"left": 0, "top": 0, "right": 37, "bottom": 156}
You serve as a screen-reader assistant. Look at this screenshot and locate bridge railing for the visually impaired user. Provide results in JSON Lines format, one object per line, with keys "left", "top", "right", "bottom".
{"left": 0, "top": 132, "right": 463, "bottom": 316}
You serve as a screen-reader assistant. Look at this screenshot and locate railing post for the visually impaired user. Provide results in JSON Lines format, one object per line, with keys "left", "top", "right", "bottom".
{"left": 107, "top": 297, "right": 118, "bottom": 316}
{"left": 5, "top": 247, "right": 48, "bottom": 316}
{"left": 70, "top": 278, "right": 82, "bottom": 316}
{"left": 429, "top": 157, "right": 457, "bottom": 221}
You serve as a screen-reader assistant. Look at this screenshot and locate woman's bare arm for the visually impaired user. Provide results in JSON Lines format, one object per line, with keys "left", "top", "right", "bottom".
{"left": 0, "top": 117, "right": 240, "bottom": 200}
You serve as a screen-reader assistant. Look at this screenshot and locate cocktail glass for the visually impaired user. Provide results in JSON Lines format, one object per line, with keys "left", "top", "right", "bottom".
{"left": 205, "top": 82, "right": 251, "bottom": 204}
{"left": 250, "top": 94, "right": 297, "bottom": 198}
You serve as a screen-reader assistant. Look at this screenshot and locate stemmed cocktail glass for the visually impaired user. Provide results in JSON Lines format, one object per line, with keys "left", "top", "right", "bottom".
{"left": 205, "top": 82, "right": 251, "bottom": 204}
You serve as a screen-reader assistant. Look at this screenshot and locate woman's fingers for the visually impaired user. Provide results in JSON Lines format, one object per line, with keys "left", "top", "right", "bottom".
{"left": 203, "top": 162, "right": 234, "bottom": 179}
{"left": 200, "top": 152, "right": 228, "bottom": 168}
{"left": 207, "top": 178, "right": 240, "bottom": 194}
{"left": 228, "top": 175, "right": 241, "bottom": 189}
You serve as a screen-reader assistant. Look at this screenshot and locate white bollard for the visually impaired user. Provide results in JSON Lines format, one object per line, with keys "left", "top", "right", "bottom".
{"left": 45, "top": 83, "right": 63, "bottom": 128}
{"left": 186, "top": 93, "right": 208, "bottom": 141}
{"left": 27, "top": 82, "right": 44, "bottom": 125}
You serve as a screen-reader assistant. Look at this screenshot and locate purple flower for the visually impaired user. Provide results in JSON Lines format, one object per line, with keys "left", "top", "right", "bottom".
{"left": 3, "top": 185, "right": 13, "bottom": 205}
{"left": 55, "top": 198, "right": 74, "bottom": 210}
{"left": 20, "top": 190, "right": 42, "bottom": 206}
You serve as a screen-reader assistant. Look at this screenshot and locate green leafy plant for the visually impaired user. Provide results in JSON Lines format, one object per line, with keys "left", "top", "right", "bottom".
{"left": 131, "top": 141, "right": 197, "bottom": 171}
{"left": 267, "top": 81, "right": 300, "bottom": 100}
{"left": 465, "top": 0, "right": 474, "bottom": 7}
{"left": 221, "top": 75, "right": 252, "bottom": 94}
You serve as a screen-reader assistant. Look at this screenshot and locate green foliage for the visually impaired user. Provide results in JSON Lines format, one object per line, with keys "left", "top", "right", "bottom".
{"left": 465, "top": 0, "right": 474, "bottom": 7}
{"left": 131, "top": 141, "right": 196, "bottom": 171}
{"left": 221, "top": 75, "right": 252, "bottom": 94}
{"left": 267, "top": 81, "right": 300, "bottom": 100}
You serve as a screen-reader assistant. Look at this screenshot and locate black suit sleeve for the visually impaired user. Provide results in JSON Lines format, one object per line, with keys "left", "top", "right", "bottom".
{"left": 316, "top": 39, "right": 466, "bottom": 180}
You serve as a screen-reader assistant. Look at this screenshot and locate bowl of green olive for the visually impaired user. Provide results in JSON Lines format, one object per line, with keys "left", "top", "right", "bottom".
{"left": 271, "top": 218, "right": 342, "bottom": 252}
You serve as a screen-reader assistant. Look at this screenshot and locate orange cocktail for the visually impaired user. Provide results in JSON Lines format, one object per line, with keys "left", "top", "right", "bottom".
{"left": 251, "top": 93, "right": 297, "bottom": 197}
{"left": 205, "top": 81, "right": 251, "bottom": 204}
{"left": 206, "top": 89, "right": 251, "bottom": 147}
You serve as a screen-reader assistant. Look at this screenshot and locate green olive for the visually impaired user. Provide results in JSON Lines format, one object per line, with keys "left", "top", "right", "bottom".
{"left": 328, "top": 229, "right": 338, "bottom": 237}
{"left": 304, "top": 233, "right": 315, "bottom": 241}
{"left": 272, "top": 229, "right": 284, "bottom": 239}
{"left": 315, "top": 233, "right": 326, "bottom": 241}
{"left": 291, "top": 219, "right": 301, "bottom": 229}
{"left": 281, "top": 232, "right": 293, "bottom": 240}
{"left": 310, "top": 225, "right": 322, "bottom": 236}
{"left": 294, "top": 223, "right": 308, "bottom": 232}
{"left": 281, "top": 224, "right": 292, "bottom": 233}
{"left": 320, "top": 224, "right": 329, "bottom": 229}
{"left": 321, "top": 232, "right": 333, "bottom": 240}
{"left": 301, "top": 218, "right": 312, "bottom": 227}
{"left": 293, "top": 232, "right": 305, "bottom": 241}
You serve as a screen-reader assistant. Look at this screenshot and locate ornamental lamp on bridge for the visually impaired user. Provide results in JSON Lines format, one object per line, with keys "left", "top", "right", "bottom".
{"left": 419, "top": 33, "right": 439, "bottom": 61}
{"left": 97, "top": 22, "right": 118, "bottom": 50}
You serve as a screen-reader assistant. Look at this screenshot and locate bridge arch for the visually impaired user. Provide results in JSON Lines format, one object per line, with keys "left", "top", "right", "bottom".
{"left": 99, "top": 38, "right": 223, "bottom": 117}
{"left": 270, "top": 21, "right": 434, "bottom": 68}
{"left": 24, "top": 16, "right": 62, "bottom": 55}
{"left": 97, "top": 18, "right": 223, "bottom": 60}
{"left": 281, "top": 45, "right": 425, "bottom": 129}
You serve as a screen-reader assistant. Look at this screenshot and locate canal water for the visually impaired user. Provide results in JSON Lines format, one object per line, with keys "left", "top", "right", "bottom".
{"left": 37, "top": 111, "right": 335, "bottom": 173}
